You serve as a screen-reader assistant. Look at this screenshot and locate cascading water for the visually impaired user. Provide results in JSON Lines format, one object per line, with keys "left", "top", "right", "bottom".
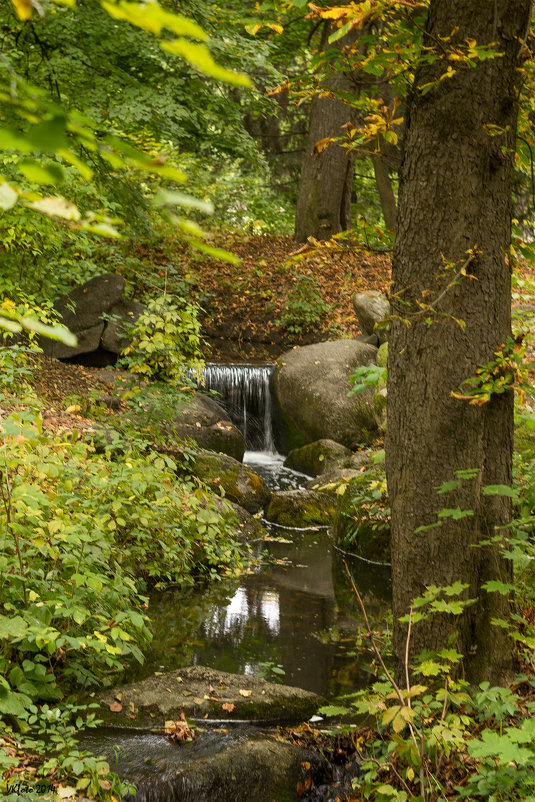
{"left": 200, "top": 363, "right": 276, "bottom": 453}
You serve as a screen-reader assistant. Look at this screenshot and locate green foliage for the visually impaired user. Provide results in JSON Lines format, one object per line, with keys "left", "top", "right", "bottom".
{"left": 452, "top": 336, "right": 535, "bottom": 406}
{"left": 349, "top": 364, "right": 387, "bottom": 395}
{"left": 256, "top": 660, "right": 286, "bottom": 683}
{"left": 274, "top": 274, "right": 333, "bottom": 337}
{"left": 329, "top": 456, "right": 390, "bottom": 551}
{"left": 119, "top": 294, "right": 204, "bottom": 383}
{"left": 0, "top": 359, "right": 248, "bottom": 793}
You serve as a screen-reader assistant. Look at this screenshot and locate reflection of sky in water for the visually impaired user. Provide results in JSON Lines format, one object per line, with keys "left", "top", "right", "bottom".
{"left": 206, "top": 586, "right": 281, "bottom": 637}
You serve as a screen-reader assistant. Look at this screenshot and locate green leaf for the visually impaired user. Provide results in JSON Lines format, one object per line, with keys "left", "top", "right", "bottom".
{"left": 28, "top": 196, "right": 81, "bottom": 220}
{"left": 481, "top": 580, "right": 515, "bottom": 594}
{"left": 482, "top": 484, "right": 518, "bottom": 498}
{"left": 18, "top": 160, "right": 66, "bottom": 186}
{"left": 437, "top": 507, "right": 474, "bottom": 520}
{"left": 468, "top": 729, "right": 533, "bottom": 764}
{"left": 161, "top": 39, "right": 251, "bottom": 87}
{"left": 154, "top": 189, "right": 214, "bottom": 214}
{"left": 318, "top": 704, "right": 349, "bottom": 716}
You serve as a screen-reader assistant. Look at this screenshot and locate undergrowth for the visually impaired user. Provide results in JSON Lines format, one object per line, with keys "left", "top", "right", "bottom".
{"left": 0, "top": 346, "right": 248, "bottom": 799}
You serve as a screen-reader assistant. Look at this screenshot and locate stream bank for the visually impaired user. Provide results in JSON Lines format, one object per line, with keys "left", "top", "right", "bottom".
{"left": 80, "top": 363, "right": 391, "bottom": 800}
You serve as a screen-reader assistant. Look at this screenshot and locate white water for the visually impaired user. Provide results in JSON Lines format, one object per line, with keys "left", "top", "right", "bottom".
{"left": 201, "top": 363, "right": 276, "bottom": 453}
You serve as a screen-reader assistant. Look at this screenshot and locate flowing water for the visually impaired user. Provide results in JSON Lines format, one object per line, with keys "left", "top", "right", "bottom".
{"left": 200, "top": 363, "right": 276, "bottom": 452}
{"left": 81, "top": 364, "right": 391, "bottom": 798}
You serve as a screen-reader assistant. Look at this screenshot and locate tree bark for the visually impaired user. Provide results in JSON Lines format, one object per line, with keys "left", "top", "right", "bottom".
{"left": 294, "top": 23, "right": 358, "bottom": 243}
{"left": 386, "top": 0, "right": 531, "bottom": 685}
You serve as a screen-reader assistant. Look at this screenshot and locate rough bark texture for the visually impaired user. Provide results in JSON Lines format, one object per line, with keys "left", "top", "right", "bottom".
{"left": 386, "top": 0, "right": 530, "bottom": 684}
{"left": 294, "top": 24, "right": 358, "bottom": 242}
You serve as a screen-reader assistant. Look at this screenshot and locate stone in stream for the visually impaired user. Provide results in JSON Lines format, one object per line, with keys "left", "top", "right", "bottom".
{"left": 187, "top": 451, "right": 271, "bottom": 513}
{"left": 284, "top": 438, "right": 366, "bottom": 478}
{"left": 264, "top": 489, "right": 338, "bottom": 527}
{"left": 272, "top": 340, "right": 378, "bottom": 452}
{"left": 98, "top": 666, "right": 325, "bottom": 727}
{"left": 123, "top": 736, "right": 330, "bottom": 802}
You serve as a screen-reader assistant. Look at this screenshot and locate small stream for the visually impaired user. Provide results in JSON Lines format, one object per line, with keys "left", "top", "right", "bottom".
{"left": 81, "top": 365, "right": 391, "bottom": 797}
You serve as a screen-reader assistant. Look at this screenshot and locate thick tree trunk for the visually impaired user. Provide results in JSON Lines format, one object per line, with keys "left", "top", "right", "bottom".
{"left": 294, "top": 24, "right": 358, "bottom": 243}
{"left": 386, "top": 0, "right": 530, "bottom": 684}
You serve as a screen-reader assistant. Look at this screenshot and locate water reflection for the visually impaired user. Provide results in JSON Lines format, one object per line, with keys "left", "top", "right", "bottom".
{"left": 130, "top": 526, "right": 391, "bottom": 699}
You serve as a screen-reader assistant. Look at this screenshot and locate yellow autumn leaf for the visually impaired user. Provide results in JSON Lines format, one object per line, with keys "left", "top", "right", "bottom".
{"left": 11, "top": 0, "right": 33, "bottom": 21}
{"left": 239, "top": 689, "right": 252, "bottom": 697}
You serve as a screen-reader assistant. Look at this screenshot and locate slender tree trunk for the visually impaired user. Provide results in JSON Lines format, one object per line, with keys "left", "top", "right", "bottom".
{"left": 386, "top": 0, "right": 531, "bottom": 684}
{"left": 372, "top": 146, "right": 397, "bottom": 230}
{"left": 294, "top": 23, "right": 358, "bottom": 242}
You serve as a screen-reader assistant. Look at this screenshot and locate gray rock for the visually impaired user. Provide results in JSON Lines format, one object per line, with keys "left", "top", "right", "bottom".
{"left": 40, "top": 273, "right": 126, "bottom": 358}
{"left": 101, "top": 298, "right": 146, "bottom": 354}
{"left": 170, "top": 394, "right": 246, "bottom": 461}
{"left": 98, "top": 665, "right": 325, "bottom": 727}
{"left": 265, "top": 489, "right": 337, "bottom": 527}
{"left": 284, "top": 438, "right": 359, "bottom": 477}
{"left": 128, "top": 736, "right": 329, "bottom": 802}
{"left": 188, "top": 451, "right": 270, "bottom": 513}
{"left": 306, "top": 467, "right": 365, "bottom": 491}
{"left": 353, "top": 291, "right": 390, "bottom": 344}
{"left": 272, "top": 340, "right": 378, "bottom": 451}
{"left": 44, "top": 322, "right": 104, "bottom": 359}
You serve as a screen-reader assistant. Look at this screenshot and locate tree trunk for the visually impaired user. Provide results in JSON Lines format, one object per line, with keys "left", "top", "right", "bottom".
{"left": 371, "top": 145, "right": 397, "bottom": 231}
{"left": 294, "top": 24, "right": 358, "bottom": 243}
{"left": 386, "top": 0, "right": 530, "bottom": 685}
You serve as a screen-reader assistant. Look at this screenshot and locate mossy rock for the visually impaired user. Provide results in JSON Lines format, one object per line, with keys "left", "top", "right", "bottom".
{"left": 190, "top": 452, "right": 271, "bottom": 514}
{"left": 284, "top": 438, "right": 364, "bottom": 478}
{"left": 98, "top": 666, "right": 325, "bottom": 727}
{"left": 265, "top": 489, "right": 337, "bottom": 527}
{"left": 127, "top": 736, "right": 329, "bottom": 802}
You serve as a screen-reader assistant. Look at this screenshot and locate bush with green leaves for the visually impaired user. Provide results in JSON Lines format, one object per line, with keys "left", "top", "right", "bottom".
{"left": 119, "top": 293, "right": 205, "bottom": 383}
{"left": 0, "top": 396, "right": 247, "bottom": 796}
{"left": 274, "top": 274, "right": 333, "bottom": 338}
{"left": 316, "top": 464, "right": 535, "bottom": 802}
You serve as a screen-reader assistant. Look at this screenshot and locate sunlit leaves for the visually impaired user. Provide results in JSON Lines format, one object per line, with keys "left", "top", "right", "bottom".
{"left": 161, "top": 39, "right": 250, "bottom": 86}
{"left": 101, "top": 1, "right": 208, "bottom": 41}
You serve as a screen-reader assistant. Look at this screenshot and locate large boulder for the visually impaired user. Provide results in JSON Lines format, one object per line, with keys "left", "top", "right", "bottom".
{"left": 170, "top": 394, "right": 246, "bottom": 461}
{"left": 101, "top": 298, "right": 145, "bottom": 354}
{"left": 284, "top": 438, "right": 365, "bottom": 477}
{"left": 272, "top": 340, "right": 378, "bottom": 452}
{"left": 265, "top": 489, "right": 337, "bottom": 527}
{"left": 353, "top": 290, "right": 390, "bottom": 344}
{"left": 188, "top": 451, "right": 270, "bottom": 513}
{"left": 41, "top": 273, "right": 126, "bottom": 359}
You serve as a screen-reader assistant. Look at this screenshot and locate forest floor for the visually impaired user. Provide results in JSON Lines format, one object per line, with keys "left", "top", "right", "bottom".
{"left": 136, "top": 232, "right": 392, "bottom": 362}
{"left": 135, "top": 231, "right": 535, "bottom": 363}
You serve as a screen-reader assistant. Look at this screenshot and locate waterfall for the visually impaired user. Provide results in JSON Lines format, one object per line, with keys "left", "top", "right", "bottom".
{"left": 200, "top": 364, "right": 276, "bottom": 453}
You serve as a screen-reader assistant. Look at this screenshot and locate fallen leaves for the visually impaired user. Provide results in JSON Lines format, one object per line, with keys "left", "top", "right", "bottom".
{"left": 164, "top": 712, "right": 195, "bottom": 743}
{"left": 239, "top": 689, "right": 252, "bottom": 697}
{"left": 222, "top": 702, "right": 235, "bottom": 713}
